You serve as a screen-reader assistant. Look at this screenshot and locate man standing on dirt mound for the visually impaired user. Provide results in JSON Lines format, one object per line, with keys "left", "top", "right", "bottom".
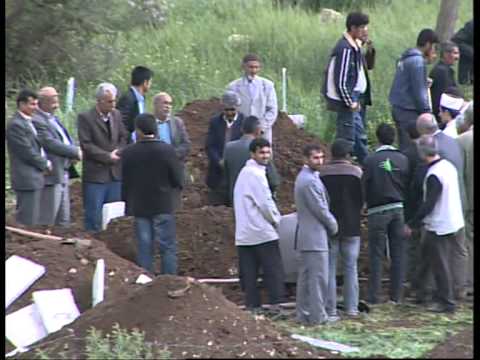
{"left": 323, "top": 11, "right": 375, "bottom": 166}
{"left": 121, "top": 113, "right": 184, "bottom": 274}
{"left": 227, "top": 53, "right": 278, "bottom": 145}
{"left": 77, "top": 83, "right": 129, "bottom": 232}
{"left": 233, "top": 138, "right": 285, "bottom": 311}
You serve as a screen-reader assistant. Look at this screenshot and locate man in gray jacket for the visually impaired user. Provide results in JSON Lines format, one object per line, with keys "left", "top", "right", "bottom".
{"left": 7, "top": 89, "right": 52, "bottom": 225}
{"left": 389, "top": 29, "right": 439, "bottom": 151}
{"left": 32, "top": 87, "right": 82, "bottom": 226}
{"left": 295, "top": 144, "right": 338, "bottom": 325}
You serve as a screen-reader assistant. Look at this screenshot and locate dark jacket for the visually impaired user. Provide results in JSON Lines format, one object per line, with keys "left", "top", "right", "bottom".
{"left": 388, "top": 48, "right": 431, "bottom": 113}
{"left": 205, "top": 112, "right": 244, "bottom": 189}
{"left": 320, "top": 160, "right": 363, "bottom": 237}
{"left": 401, "top": 142, "right": 427, "bottom": 222}
{"left": 77, "top": 107, "right": 128, "bottom": 183}
{"left": 116, "top": 87, "right": 139, "bottom": 135}
{"left": 451, "top": 20, "right": 473, "bottom": 85}
{"left": 32, "top": 110, "right": 80, "bottom": 185}
{"left": 429, "top": 61, "right": 457, "bottom": 120}
{"left": 6, "top": 112, "right": 49, "bottom": 191}
{"left": 158, "top": 115, "right": 192, "bottom": 162}
{"left": 323, "top": 33, "right": 374, "bottom": 111}
{"left": 121, "top": 139, "right": 183, "bottom": 217}
{"left": 362, "top": 145, "right": 410, "bottom": 209}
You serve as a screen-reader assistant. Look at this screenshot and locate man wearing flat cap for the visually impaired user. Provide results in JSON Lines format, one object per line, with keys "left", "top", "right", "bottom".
{"left": 205, "top": 90, "right": 245, "bottom": 205}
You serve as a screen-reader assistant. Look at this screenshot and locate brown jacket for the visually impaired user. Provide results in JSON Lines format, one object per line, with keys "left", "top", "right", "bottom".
{"left": 77, "top": 107, "right": 128, "bottom": 183}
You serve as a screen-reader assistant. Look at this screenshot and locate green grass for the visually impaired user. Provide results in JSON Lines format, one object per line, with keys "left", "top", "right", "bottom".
{"left": 276, "top": 303, "right": 473, "bottom": 358}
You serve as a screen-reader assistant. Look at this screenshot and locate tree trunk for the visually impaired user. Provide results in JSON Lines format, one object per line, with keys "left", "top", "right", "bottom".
{"left": 435, "top": 0, "right": 460, "bottom": 42}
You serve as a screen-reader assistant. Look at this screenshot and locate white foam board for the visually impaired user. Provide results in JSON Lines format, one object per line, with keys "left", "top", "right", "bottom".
{"left": 92, "top": 259, "right": 105, "bottom": 307}
{"left": 292, "top": 334, "right": 360, "bottom": 353}
{"left": 5, "top": 255, "right": 46, "bottom": 309}
{"left": 5, "top": 303, "right": 48, "bottom": 348}
{"left": 101, "top": 201, "right": 125, "bottom": 230}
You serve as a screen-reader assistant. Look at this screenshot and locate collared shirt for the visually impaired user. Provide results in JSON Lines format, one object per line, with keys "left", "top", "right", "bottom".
{"left": 244, "top": 76, "right": 258, "bottom": 99}
{"left": 443, "top": 120, "right": 458, "bottom": 138}
{"left": 130, "top": 86, "right": 145, "bottom": 114}
{"left": 223, "top": 113, "right": 238, "bottom": 128}
{"left": 375, "top": 144, "right": 397, "bottom": 152}
{"left": 37, "top": 108, "right": 71, "bottom": 145}
{"left": 19, "top": 111, "right": 46, "bottom": 158}
{"left": 157, "top": 117, "right": 172, "bottom": 144}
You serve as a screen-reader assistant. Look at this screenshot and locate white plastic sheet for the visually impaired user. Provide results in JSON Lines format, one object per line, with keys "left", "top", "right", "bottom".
{"left": 5, "top": 304, "right": 48, "bottom": 348}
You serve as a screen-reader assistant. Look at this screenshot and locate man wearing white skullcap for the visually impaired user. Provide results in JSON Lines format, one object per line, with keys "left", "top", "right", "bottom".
{"left": 439, "top": 93, "right": 464, "bottom": 138}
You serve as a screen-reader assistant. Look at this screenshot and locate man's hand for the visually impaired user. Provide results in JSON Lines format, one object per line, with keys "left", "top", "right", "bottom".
{"left": 45, "top": 160, "right": 53, "bottom": 173}
{"left": 110, "top": 149, "right": 121, "bottom": 162}
{"left": 350, "top": 102, "right": 361, "bottom": 112}
{"left": 77, "top": 147, "right": 83, "bottom": 161}
{"left": 404, "top": 224, "right": 412, "bottom": 238}
{"left": 219, "top": 159, "right": 225, "bottom": 168}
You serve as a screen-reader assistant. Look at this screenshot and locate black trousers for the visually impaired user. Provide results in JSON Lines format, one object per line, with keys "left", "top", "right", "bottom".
{"left": 417, "top": 230, "right": 456, "bottom": 310}
{"left": 237, "top": 240, "right": 286, "bottom": 308}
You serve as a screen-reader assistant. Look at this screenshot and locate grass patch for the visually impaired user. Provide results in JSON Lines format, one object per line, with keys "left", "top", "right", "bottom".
{"left": 276, "top": 303, "right": 473, "bottom": 358}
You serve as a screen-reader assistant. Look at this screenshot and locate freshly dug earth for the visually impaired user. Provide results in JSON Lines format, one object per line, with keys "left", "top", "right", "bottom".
{"left": 20, "top": 276, "right": 330, "bottom": 359}
{"left": 427, "top": 327, "right": 474, "bottom": 359}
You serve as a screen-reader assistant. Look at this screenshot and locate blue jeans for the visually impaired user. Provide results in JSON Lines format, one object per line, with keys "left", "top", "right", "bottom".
{"left": 335, "top": 93, "right": 369, "bottom": 165}
{"left": 83, "top": 181, "right": 121, "bottom": 232}
{"left": 327, "top": 236, "right": 361, "bottom": 315}
{"left": 367, "top": 208, "right": 406, "bottom": 303}
{"left": 135, "top": 214, "right": 177, "bottom": 275}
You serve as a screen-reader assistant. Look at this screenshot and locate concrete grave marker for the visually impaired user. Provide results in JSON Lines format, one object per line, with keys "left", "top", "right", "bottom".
{"left": 92, "top": 259, "right": 105, "bottom": 307}
{"left": 102, "top": 201, "right": 125, "bottom": 230}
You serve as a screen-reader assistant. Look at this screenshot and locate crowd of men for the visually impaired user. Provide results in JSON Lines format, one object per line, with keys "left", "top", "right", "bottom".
{"left": 6, "top": 11, "right": 473, "bottom": 325}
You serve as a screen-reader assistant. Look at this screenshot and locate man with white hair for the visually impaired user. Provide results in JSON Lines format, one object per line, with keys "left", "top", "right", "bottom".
{"left": 77, "top": 82, "right": 128, "bottom": 231}
{"left": 32, "top": 86, "right": 82, "bottom": 226}
{"left": 438, "top": 92, "right": 464, "bottom": 138}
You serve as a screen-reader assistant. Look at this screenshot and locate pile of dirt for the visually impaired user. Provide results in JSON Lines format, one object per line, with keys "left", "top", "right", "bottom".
{"left": 21, "top": 276, "right": 325, "bottom": 359}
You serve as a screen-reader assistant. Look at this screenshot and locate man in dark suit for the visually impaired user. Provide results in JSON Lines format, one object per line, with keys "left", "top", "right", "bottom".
{"left": 6, "top": 89, "right": 52, "bottom": 225}
{"left": 77, "top": 83, "right": 129, "bottom": 232}
{"left": 205, "top": 90, "right": 244, "bottom": 205}
{"left": 32, "top": 87, "right": 82, "bottom": 227}
{"left": 117, "top": 66, "right": 154, "bottom": 140}
{"left": 224, "top": 115, "right": 280, "bottom": 206}
{"left": 122, "top": 113, "right": 184, "bottom": 274}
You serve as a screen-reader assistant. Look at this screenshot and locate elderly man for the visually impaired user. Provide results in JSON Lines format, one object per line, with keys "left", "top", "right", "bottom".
{"left": 206, "top": 90, "right": 244, "bottom": 205}
{"left": 456, "top": 103, "right": 474, "bottom": 294}
{"left": 295, "top": 144, "right": 338, "bottom": 325}
{"left": 227, "top": 53, "right": 278, "bottom": 144}
{"left": 389, "top": 29, "right": 439, "bottom": 151}
{"left": 77, "top": 83, "right": 128, "bottom": 232}
{"left": 416, "top": 113, "right": 467, "bottom": 300}
{"left": 429, "top": 41, "right": 460, "bottom": 123}
{"left": 117, "top": 66, "right": 154, "bottom": 140}
{"left": 405, "top": 135, "right": 464, "bottom": 313}
{"left": 7, "top": 89, "right": 52, "bottom": 226}
{"left": 32, "top": 87, "right": 82, "bottom": 227}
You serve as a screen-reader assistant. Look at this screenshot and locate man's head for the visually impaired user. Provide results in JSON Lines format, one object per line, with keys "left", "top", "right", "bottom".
{"left": 416, "top": 113, "right": 438, "bottom": 135}
{"left": 38, "top": 86, "right": 60, "bottom": 114}
{"left": 222, "top": 90, "right": 241, "bottom": 121}
{"left": 242, "top": 53, "right": 261, "bottom": 79}
{"left": 134, "top": 113, "right": 157, "bottom": 139}
{"left": 131, "top": 66, "right": 153, "bottom": 94}
{"left": 439, "top": 92, "right": 463, "bottom": 124}
{"left": 303, "top": 144, "right": 325, "bottom": 171}
{"left": 439, "top": 41, "right": 460, "bottom": 65}
{"left": 416, "top": 28, "right": 439, "bottom": 64}
{"left": 242, "top": 116, "right": 261, "bottom": 136}
{"left": 249, "top": 137, "right": 271, "bottom": 166}
{"left": 330, "top": 139, "right": 353, "bottom": 160}
{"left": 17, "top": 89, "right": 38, "bottom": 116}
{"left": 417, "top": 134, "right": 439, "bottom": 163}
{"left": 96, "top": 83, "right": 117, "bottom": 115}
{"left": 376, "top": 123, "right": 396, "bottom": 146}
{"left": 153, "top": 92, "right": 173, "bottom": 120}
{"left": 346, "top": 12, "right": 369, "bottom": 42}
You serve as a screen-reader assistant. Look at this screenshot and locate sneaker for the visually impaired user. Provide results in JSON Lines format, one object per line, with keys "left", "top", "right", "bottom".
{"left": 427, "top": 303, "right": 455, "bottom": 313}
{"left": 327, "top": 315, "right": 340, "bottom": 323}
{"left": 344, "top": 311, "right": 360, "bottom": 317}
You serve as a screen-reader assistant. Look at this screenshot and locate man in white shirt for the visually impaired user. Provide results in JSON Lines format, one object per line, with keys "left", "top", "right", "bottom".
{"left": 233, "top": 138, "right": 285, "bottom": 310}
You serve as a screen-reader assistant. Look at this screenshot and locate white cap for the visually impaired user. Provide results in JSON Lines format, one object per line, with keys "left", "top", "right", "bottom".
{"left": 440, "top": 93, "right": 463, "bottom": 111}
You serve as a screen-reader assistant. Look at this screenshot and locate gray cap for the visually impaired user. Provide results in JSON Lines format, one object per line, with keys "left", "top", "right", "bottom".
{"left": 222, "top": 90, "right": 241, "bottom": 107}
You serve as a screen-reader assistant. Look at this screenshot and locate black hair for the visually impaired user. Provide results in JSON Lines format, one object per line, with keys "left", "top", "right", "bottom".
{"left": 242, "top": 53, "right": 261, "bottom": 64}
{"left": 16, "top": 89, "right": 38, "bottom": 107}
{"left": 242, "top": 116, "right": 260, "bottom": 135}
{"left": 131, "top": 66, "right": 154, "bottom": 86}
{"left": 135, "top": 113, "right": 157, "bottom": 136}
{"left": 303, "top": 144, "right": 323, "bottom": 158}
{"left": 416, "top": 28, "right": 439, "bottom": 47}
{"left": 249, "top": 137, "right": 270, "bottom": 153}
{"left": 376, "top": 123, "right": 396, "bottom": 145}
{"left": 346, "top": 12, "right": 369, "bottom": 31}
{"left": 331, "top": 139, "right": 353, "bottom": 159}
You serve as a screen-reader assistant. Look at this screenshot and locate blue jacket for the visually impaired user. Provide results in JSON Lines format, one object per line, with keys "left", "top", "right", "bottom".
{"left": 388, "top": 48, "right": 431, "bottom": 113}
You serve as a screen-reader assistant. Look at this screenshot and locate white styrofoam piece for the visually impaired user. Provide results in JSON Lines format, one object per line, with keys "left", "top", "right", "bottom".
{"left": 135, "top": 274, "right": 153, "bottom": 284}
{"left": 32, "top": 288, "right": 80, "bottom": 334}
{"left": 101, "top": 201, "right": 125, "bottom": 230}
{"left": 92, "top": 259, "right": 105, "bottom": 307}
{"left": 5, "top": 303, "right": 48, "bottom": 349}
{"left": 5, "top": 255, "right": 46, "bottom": 309}
{"left": 291, "top": 334, "right": 360, "bottom": 353}
{"left": 289, "top": 114, "right": 305, "bottom": 129}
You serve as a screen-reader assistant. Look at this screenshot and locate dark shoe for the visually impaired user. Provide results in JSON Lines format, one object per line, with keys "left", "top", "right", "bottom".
{"left": 427, "top": 303, "right": 455, "bottom": 313}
